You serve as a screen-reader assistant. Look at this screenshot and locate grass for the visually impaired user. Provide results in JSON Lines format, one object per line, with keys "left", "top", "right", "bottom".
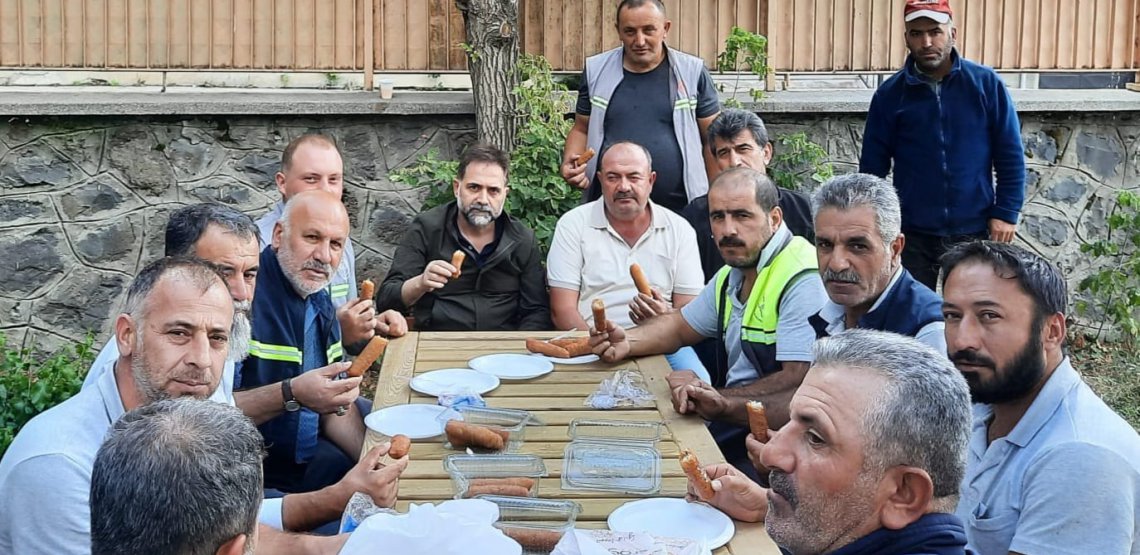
{"left": 1071, "top": 337, "right": 1140, "bottom": 431}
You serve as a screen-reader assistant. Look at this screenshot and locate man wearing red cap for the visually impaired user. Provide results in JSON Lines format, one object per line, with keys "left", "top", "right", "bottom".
{"left": 859, "top": 0, "right": 1026, "bottom": 291}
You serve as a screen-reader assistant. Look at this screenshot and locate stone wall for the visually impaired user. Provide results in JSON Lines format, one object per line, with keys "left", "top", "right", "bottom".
{"left": 1, "top": 109, "right": 1136, "bottom": 352}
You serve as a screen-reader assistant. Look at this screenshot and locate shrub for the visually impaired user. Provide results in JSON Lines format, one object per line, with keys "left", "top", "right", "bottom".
{"left": 769, "top": 131, "right": 835, "bottom": 192}
{"left": 0, "top": 333, "right": 94, "bottom": 457}
{"left": 1078, "top": 190, "right": 1140, "bottom": 340}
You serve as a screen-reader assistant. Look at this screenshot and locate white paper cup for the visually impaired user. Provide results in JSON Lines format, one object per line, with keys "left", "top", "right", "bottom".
{"left": 379, "top": 79, "right": 394, "bottom": 99}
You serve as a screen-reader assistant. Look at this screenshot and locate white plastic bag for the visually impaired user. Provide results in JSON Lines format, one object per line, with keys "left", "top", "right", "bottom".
{"left": 338, "top": 499, "right": 522, "bottom": 555}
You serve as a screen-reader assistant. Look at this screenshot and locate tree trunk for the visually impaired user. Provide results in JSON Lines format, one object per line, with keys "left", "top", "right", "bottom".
{"left": 456, "top": 0, "right": 520, "bottom": 151}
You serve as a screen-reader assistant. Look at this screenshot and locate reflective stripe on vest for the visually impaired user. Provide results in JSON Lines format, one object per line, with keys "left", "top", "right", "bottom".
{"left": 248, "top": 340, "right": 303, "bottom": 364}
{"left": 328, "top": 283, "right": 350, "bottom": 303}
{"left": 326, "top": 341, "right": 343, "bottom": 363}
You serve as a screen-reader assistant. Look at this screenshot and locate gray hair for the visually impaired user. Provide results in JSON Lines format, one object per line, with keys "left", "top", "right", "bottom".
{"left": 812, "top": 329, "right": 972, "bottom": 500}
{"left": 90, "top": 398, "right": 265, "bottom": 555}
{"left": 121, "top": 256, "right": 228, "bottom": 324}
{"left": 164, "top": 203, "right": 260, "bottom": 258}
{"left": 811, "top": 173, "right": 902, "bottom": 246}
{"left": 707, "top": 108, "right": 769, "bottom": 148}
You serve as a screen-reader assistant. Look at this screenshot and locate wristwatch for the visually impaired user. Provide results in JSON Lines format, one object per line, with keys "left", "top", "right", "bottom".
{"left": 282, "top": 378, "right": 301, "bottom": 412}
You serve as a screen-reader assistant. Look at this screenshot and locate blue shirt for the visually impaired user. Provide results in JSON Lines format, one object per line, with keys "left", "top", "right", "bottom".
{"left": 830, "top": 513, "right": 971, "bottom": 555}
{"left": 954, "top": 358, "right": 1140, "bottom": 554}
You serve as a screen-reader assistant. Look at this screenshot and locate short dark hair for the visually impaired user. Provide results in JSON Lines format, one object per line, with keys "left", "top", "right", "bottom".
{"left": 122, "top": 257, "right": 228, "bottom": 323}
{"left": 940, "top": 241, "right": 1069, "bottom": 323}
{"left": 616, "top": 0, "right": 666, "bottom": 23}
{"left": 280, "top": 132, "right": 340, "bottom": 173}
{"left": 599, "top": 141, "right": 654, "bottom": 173}
{"left": 457, "top": 142, "right": 510, "bottom": 181}
{"left": 164, "top": 203, "right": 260, "bottom": 257}
{"left": 710, "top": 166, "right": 779, "bottom": 212}
{"left": 91, "top": 398, "right": 264, "bottom": 555}
{"left": 708, "top": 109, "right": 770, "bottom": 148}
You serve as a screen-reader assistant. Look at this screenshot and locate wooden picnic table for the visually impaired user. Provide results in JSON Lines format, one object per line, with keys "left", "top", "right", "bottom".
{"left": 363, "top": 331, "right": 781, "bottom": 555}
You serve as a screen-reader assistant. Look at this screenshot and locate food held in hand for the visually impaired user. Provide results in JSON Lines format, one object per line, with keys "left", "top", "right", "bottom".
{"left": 573, "top": 148, "right": 596, "bottom": 167}
{"left": 346, "top": 336, "right": 388, "bottom": 378}
{"left": 445, "top": 420, "right": 508, "bottom": 451}
{"left": 501, "top": 527, "right": 564, "bottom": 551}
{"left": 679, "top": 448, "right": 716, "bottom": 500}
{"left": 591, "top": 298, "right": 608, "bottom": 331}
{"left": 629, "top": 263, "right": 652, "bottom": 296}
{"left": 388, "top": 434, "right": 411, "bottom": 458}
{"left": 360, "top": 278, "right": 375, "bottom": 301}
{"left": 526, "top": 338, "right": 571, "bottom": 359}
{"left": 746, "top": 400, "right": 769, "bottom": 443}
{"left": 451, "top": 250, "right": 466, "bottom": 278}
{"left": 549, "top": 337, "right": 592, "bottom": 358}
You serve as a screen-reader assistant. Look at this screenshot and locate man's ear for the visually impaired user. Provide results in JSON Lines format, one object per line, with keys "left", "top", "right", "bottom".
{"left": 769, "top": 205, "right": 784, "bottom": 231}
{"left": 648, "top": 170, "right": 657, "bottom": 190}
{"left": 274, "top": 172, "right": 287, "bottom": 197}
{"left": 878, "top": 465, "right": 935, "bottom": 531}
{"left": 214, "top": 534, "right": 248, "bottom": 555}
{"left": 761, "top": 142, "right": 774, "bottom": 165}
{"left": 453, "top": 178, "right": 462, "bottom": 199}
{"left": 271, "top": 222, "right": 284, "bottom": 251}
{"left": 890, "top": 234, "right": 905, "bottom": 263}
{"left": 114, "top": 314, "right": 137, "bottom": 358}
{"left": 1042, "top": 311, "right": 1067, "bottom": 351}
{"left": 663, "top": 19, "right": 672, "bottom": 37}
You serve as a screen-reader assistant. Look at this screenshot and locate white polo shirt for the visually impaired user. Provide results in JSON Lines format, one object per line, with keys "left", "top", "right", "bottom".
{"left": 547, "top": 199, "right": 705, "bottom": 328}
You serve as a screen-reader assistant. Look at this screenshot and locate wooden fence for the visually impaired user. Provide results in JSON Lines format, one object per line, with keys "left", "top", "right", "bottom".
{"left": 0, "top": 0, "right": 1135, "bottom": 73}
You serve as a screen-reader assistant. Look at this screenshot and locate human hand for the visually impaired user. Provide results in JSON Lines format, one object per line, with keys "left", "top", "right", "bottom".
{"left": 337, "top": 297, "right": 377, "bottom": 347}
{"left": 289, "top": 362, "right": 360, "bottom": 414}
{"left": 628, "top": 289, "right": 671, "bottom": 325}
{"left": 679, "top": 380, "right": 730, "bottom": 421}
{"left": 745, "top": 432, "right": 771, "bottom": 476}
{"left": 589, "top": 320, "right": 630, "bottom": 362}
{"left": 375, "top": 309, "right": 408, "bottom": 337}
{"left": 419, "top": 260, "right": 458, "bottom": 291}
{"left": 560, "top": 156, "right": 589, "bottom": 189}
{"left": 666, "top": 370, "right": 704, "bottom": 415}
{"left": 335, "top": 443, "right": 408, "bottom": 508}
{"left": 988, "top": 218, "right": 1017, "bottom": 243}
{"left": 685, "top": 463, "right": 767, "bottom": 523}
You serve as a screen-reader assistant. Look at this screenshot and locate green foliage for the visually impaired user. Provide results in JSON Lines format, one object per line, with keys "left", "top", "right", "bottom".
{"left": 1078, "top": 190, "right": 1140, "bottom": 339}
{"left": 769, "top": 132, "right": 834, "bottom": 192}
{"left": 715, "top": 26, "right": 770, "bottom": 108}
{"left": 0, "top": 334, "right": 94, "bottom": 458}
{"left": 390, "top": 54, "right": 580, "bottom": 252}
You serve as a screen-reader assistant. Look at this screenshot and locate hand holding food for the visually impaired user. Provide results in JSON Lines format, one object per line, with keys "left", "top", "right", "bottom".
{"left": 346, "top": 336, "right": 388, "bottom": 378}
{"left": 679, "top": 448, "right": 716, "bottom": 501}
{"left": 387, "top": 434, "right": 412, "bottom": 458}
{"left": 450, "top": 250, "right": 466, "bottom": 278}
{"left": 360, "top": 278, "right": 375, "bottom": 301}
{"left": 445, "top": 420, "right": 508, "bottom": 451}
{"left": 573, "top": 147, "right": 596, "bottom": 167}
{"left": 591, "top": 298, "right": 608, "bottom": 331}
{"left": 746, "top": 401, "right": 769, "bottom": 443}
{"left": 629, "top": 263, "right": 652, "bottom": 295}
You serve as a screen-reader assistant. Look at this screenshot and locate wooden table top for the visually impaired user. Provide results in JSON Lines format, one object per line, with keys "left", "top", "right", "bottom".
{"left": 363, "top": 331, "right": 781, "bottom": 555}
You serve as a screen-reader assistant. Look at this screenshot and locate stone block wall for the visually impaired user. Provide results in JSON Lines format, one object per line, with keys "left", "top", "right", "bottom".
{"left": 1, "top": 110, "right": 1136, "bottom": 352}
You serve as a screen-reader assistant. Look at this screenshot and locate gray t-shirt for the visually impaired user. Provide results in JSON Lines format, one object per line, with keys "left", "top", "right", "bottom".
{"left": 680, "top": 225, "right": 826, "bottom": 387}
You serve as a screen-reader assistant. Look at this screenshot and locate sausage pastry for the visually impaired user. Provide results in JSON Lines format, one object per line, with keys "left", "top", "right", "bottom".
{"left": 746, "top": 400, "right": 769, "bottom": 443}
{"left": 388, "top": 434, "right": 412, "bottom": 458}
{"left": 679, "top": 448, "right": 716, "bottom": 500}
{"left": 450, "top": 250, "right": 466, "bottom": 278}
{"left": 629, "top": 263, "right": 652, "bottom": 296}
{"left": 359, "top": 278, "right": 375, "bottom": 301}
{"left": 591, "top": 298, "right": 608, "bottom": 331}
{"left": 526, "top": 338, "right": 571, "bottom": 359}
{"left": 445, "top": 420, "right": 508, "bottom": 451}
{"left": 346, "top": 336, "right": 388, "bottom": 378}
{"left": 573, "top": 148, "right": 596, "bottom": 167}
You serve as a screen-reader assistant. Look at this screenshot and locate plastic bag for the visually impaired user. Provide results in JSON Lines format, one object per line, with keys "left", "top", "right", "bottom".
{"left": 584, "top": 370, "right": 654, "bottom": 409}
{"left": 552, "top": 529, "right": 708, "bottom": 555}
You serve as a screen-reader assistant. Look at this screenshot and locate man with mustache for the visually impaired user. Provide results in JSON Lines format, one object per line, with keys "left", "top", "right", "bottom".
{"left": 860, "top": 0, "right": 1026, "bottom": 290}
{"left": 591, "top": 166, "right": 825, "bottom": 476}
{"left": 560, "top": 0, "right": 720, "bottom": 214}
{"left": 1, "top": 257, "right": 397, "bottom": 554}
{"left": 940, "top": 242, "right": 1140, "bottom": 554}
{"left": 240, "top": 190, "right": 374, "bottom": 495}
{"left": 685, "top": 330, "right": 974, "bottom": 554}
{"left": 550, "top": 141, "right": 708, "bottom": 378}
{"left": 808, "top": 173, "right": 945, "bottom": 353}
{"left": 377, "top": 143, "right": 551, "bottom": 331}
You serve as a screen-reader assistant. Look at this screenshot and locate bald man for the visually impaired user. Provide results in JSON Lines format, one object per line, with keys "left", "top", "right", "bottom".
{"left": 238, "top": 190, "right": 368, "bottom": 495}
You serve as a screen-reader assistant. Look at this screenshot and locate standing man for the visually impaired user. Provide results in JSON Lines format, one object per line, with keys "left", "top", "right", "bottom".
{"left": 378, "top": 144, "right": 551, "bottom": 331}
{"left": 860, "top": 0, "right": 1025, "bottom": 289}
{"left": 808, "top": 173, "right": 945, "bottom": 353}
{"left": 941, "top": 242, "right": 1140, "bottom": 554}
{"left": 684, "top": 109, "right": 815, "bottom": 281}
{"left": 259, "top": 133, "right": 405, "bottom": 350}
{"left": 560, "top": 0, "right": 720, "bottom": 214}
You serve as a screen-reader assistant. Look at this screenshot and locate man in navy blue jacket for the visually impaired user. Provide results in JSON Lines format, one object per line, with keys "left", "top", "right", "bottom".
{"left": 860, "top": 0, "right": 1025, "bottom": 290}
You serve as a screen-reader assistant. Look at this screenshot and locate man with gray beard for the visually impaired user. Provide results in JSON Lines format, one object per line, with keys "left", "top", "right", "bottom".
{"left": 378, "top": 143, "right": 551, "bottom": 331}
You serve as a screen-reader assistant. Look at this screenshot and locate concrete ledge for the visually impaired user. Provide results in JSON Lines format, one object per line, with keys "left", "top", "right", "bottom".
{"left": 1, "top": 86, "right": 1138, "bottom": 116}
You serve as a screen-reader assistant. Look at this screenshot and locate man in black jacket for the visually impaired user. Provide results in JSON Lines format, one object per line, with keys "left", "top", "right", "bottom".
{"left": 377, "top": 144, "right": 552, "bottom": 331}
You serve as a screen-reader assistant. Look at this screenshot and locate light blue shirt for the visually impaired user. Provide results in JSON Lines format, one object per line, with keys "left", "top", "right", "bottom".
{"left": 954, "top": 358, "right": 1140, "bottom": 554}
{"left": 258, "top": 201, "right": 358, "bottom": 307}
{"left": 680, "top": 223, "right": 826, "bottom": 387}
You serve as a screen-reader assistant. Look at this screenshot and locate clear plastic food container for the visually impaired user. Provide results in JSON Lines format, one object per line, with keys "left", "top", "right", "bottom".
{"left": 443, "top": 453, "right": 548, "bottom": 499}
{"left": 561, "top": 419, "right": 662, "bottom": 495}
{"left": 476, "top": 495, "right": 581, "bottom": 555}
{"left": 441, "top": 406, "right": 531, "bottom": 453}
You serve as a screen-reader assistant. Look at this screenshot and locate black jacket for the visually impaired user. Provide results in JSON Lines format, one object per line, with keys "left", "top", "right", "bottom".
{"left": 377, "top": 201, "right": 552, "bottom": 331}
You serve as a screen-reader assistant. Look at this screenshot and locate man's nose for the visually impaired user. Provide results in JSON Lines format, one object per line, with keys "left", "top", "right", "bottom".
{"left": 227, "top": 275, "right": 253, "bottom": 304}
{"left": 759, "top": 424, "right": 794, "bottom": 473}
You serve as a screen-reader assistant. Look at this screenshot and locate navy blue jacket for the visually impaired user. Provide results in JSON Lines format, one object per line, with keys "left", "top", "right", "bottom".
{"left": 239, "top": 245, "right": 343, "bottom": 465}
{"left": 830, "top": 513, "right": 973, "bottom": 555}
{"left": 809, "top": 268, "right": 943, "bottom": 340}
{"left": 860, "top": 49, "right": 1025, "bottom": 237}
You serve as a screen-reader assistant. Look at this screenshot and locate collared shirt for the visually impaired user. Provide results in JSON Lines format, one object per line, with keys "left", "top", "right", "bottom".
{"left": 815, "top": 267, "right": 946, "bottom": 353}
{"left": 955, "top": 358, "right": 1140, "bottom": 554}
{"left": 681, "top": 223, "right": 826, "bottom": 387}
{"left": 547, "top": 199, "right": 705, "bottom": 328}
{"left": 80, "top": 338, "right": 236, "bottom": 405}
{"left": 257, "top": 201, "right": 358, "bottom": 306}
{"left": 454, "top": 213, "right": 506, "bottom": 268}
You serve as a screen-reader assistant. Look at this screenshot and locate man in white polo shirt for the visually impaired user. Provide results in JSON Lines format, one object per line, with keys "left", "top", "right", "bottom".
{"left": 547, "top": 141, "right": 708, "bottom": 379}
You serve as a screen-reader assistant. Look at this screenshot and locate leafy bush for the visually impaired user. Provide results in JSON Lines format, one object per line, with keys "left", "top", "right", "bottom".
{"left": 391, "top": 54, "right": 581, "bottom": 253}
{"left": 0, "top": 334, "right": 94, "bottom": 457}
{"left": 769, "top": 131, "right": 835, "bottom": 192}
{"left": 1078, "top": 190, "right": 1140, "bottom": 339}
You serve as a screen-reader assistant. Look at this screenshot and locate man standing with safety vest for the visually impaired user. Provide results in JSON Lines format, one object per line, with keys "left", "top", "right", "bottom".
{"left": 590, "top": 167, "right": 825, "bottom": 478}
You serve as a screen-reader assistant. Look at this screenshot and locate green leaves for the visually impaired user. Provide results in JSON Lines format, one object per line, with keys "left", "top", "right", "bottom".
{"left": 769, "top": 132, "right": 834, "bottom": 192}
{"left": 1078, "top": 190, "right": 1140, "bottom": 340}
{"left": 0, "top": 333, "right": 94, "bottom": 457}
{"left": 716, "top": 27, "right": 770, "bottom": 104}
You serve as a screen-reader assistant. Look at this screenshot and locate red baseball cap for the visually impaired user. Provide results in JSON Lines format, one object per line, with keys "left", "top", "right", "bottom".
{"left": 904, "top": 0, "right": 953, "bottom": 24}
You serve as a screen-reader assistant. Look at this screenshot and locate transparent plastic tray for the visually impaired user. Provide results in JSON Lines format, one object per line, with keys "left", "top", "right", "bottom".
{"left": 476, "top": 495, "right": 581, "bottom": 555}
{"left": 440, "top": 406, "right": 530, "bottom": 453}
{"left": 443, "top": 453, "right": 548, "bottom": 499}
{"left": 561, "top": 418, "right": 662, "bottom": 495}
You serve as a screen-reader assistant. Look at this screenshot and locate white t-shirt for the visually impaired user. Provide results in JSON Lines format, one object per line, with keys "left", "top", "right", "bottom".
{"left": 546, "top": 200, "right": 705, "bottom": 328}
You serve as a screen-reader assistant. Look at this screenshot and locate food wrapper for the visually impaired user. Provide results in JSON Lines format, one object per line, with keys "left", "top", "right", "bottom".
{"left": 339, "top": 499, "right": 521, "bottom": 555}
{"left": 551, "top": 529, "right": 708, "bottom": 555}
{"left": 584, "top": 370, "right": 654, "bottom": 409}
{"left": 437, "top": 388, "right": 487, "bottom": 410}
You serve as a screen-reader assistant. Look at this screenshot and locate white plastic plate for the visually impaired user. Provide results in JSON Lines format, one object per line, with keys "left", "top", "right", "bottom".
{"left": 607, "top": 498, "right": 734, "bottom": 549}
{"left": 364, "top": 404, "right": 460, "bottom": 439}
{"left": 529, "top": 352, "right": 600, "bottom": 364}
{"left": 410, "top": 368, "right": 501, "bottom": 397}
{"left": 468, "top": 353, "right": 554, "bottom": 380}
